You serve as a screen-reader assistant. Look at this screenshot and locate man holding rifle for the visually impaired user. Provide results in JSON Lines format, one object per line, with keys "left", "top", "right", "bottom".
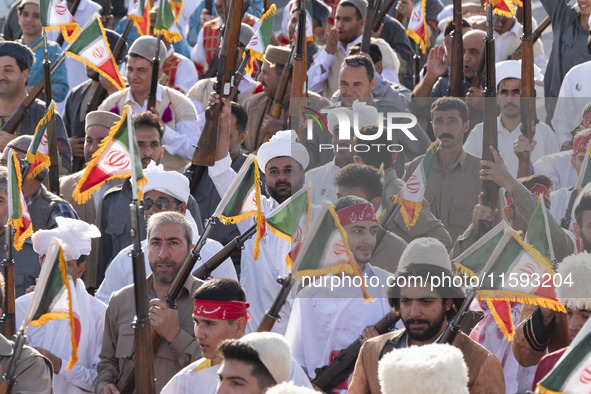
{"left": 348, "top": 237, "right": 505, "bottom": 393}
{"left": 96, "top": 211, "right": 204, "bottom": 393}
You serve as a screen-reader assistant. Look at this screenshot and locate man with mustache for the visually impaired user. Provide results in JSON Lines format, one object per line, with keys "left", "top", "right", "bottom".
{"left": 463, "top": 60, "right": 559, "bottom": 177}
{"left": 403, "top": 97, "right": 480, "bottom": 241}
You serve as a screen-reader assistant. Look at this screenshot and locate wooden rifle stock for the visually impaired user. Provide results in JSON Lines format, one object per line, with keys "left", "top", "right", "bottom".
{"left": 192, "top": 0, "right": 243, "bottom": 166}
{"left": 362, "top": 0, "right": 378, "bottom": 54}
{"left": 447, "top": 0, "right": 464, "bottom": 97}
{"left": 256, "top": 274, "right": 294, "bottom": 332}
{"left": 438, "top": 288, "right": 476, "bottom": 344}
{"left": 373, "top": 0, "right": 397, "bottom": 32}
{"left": 289, "top": 0, "right": 308, "bottom": 136}
{"left": 507, "top": 16, "right": 551, "bottom": 60}
{"left": 0, "top": 226, "right": 15, "bottom": 339}
{"left": 311, "top": 311, "right": 400, "bottom": 392}
{"left": 517, "top": 0, "right": 536, "bottom": 178}
{"left": 55, "top": 0, "right": 82, "bottom": 47}
{"left": 467, "top": 53, "right": 486, "bottom": 125}
{"left": 270, "top": 48, "right": 295, "bottom": 120}
{"left": 561, "top": 188, "right": 579, "bottom": 229}
{"left": 1, "top": 331, "right": 27, "bottom": 394}
{"left": 147, "top": 33, "right": 162, "bottom": 113}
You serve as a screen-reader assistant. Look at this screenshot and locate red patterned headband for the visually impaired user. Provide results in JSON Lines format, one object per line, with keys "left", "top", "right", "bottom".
{"left": 193, "top": 300, "right": 251, "bottom": 321}
{"left": 506, "top": 183, "right": 550, "bottom": 207}
{"left": 573, "top": 135, "right": 591, "bottom": 155}
{"left": 337, "top": 203, "right": 377, "bottom": 226}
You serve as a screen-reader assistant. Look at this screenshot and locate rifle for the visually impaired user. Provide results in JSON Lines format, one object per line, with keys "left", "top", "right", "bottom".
{"left": 479, "top": 4, "right": 499, "bottom": 237}
{"left": 373, "top": 0, "right": 397, "bottom": 32}
{"left": 43, "top": 32, "right": 59, "bottom": 196}
{"left": 257, "top": 274, "right": 294, "bottom": 332}
{"left": 507, "top": 16, "right": 551, "bottom": 60}
{"left": 263, "top": 47, "right": 295, "bottom": 144}
{"left": 55, "top": 0, "right": 82, "bottom": 47}
{"left": 263, "top": 0, "right": 271, "bottom": 13}
{"left": 205, "top": 0, "right": 213, "bottom": 14}
{"left": 437, "top": 287, "right": 476, "bottom": 344}
{"left": 311, "top": 311, "right": 400, "bottom": 392}
{"left": 447, "top": 0, "right": 464, "bottom": 97}
{"left": 0, "top": 330, "right": 27, "bottom": 394}
{"left": 289, "top": 0, "right": 308, "bottom": 138}
{"left": 413, "top": 42, "right": 421, "bottom": 87}
{"left": 0, "top": 225, "right": 15, "bottom": 339}
{"left": 147, "top": 33, "right": 162, "bottom": 114}
{"left": 191, "top": 0, "right": 243, "bottom": 166}
{"left": 361, "top": 0, "right": 378, "bottom": 54}
{"left": 560, "top": 188, "right": 579, "bottom": 229}
{"left": 517, "top": 0, "right": 536, "bottom": 178}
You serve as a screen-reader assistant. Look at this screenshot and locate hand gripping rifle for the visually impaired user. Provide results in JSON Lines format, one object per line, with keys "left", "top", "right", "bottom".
{"left": 311, "top": 311, "right": 400, "bottom": 392}
{"left": 191, "top": 0, "right": 243, "bottom": 166}
{"left": 479, "top": 5, "right": 499, "bottom": 237}
{"left": 263, "top": 47, "right": 295, "bottom": 144}
{"left": 447, "top": 0, "right": 464, "bottom": 97}
{"left": 0, "top": 225, "right": 15, "bottom": 339}
{"left": 507, "top": 16, "right": 551, "bottom": 61}
{"left": 373, "top": 0, "right": 397, "bottom": 32}
{"left": 147, "top": 33, "right": 162, "bottom": 114}
{"left": 256, "top": 274, "right": 294, "bottom": 332}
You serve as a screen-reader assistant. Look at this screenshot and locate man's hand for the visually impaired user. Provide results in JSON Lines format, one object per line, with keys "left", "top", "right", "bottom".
{"left": 100, "top": 384, "right": 120, "bottom": 394}
{"left": 33, "top": 347, "right": 62, "bottom": 373}
{"left": 360, "top": 325, "right": 380, "bottom": 342}
{"left": 425, "top": 46, "right": 449, "bottom": 78}
{"left": 200, "top": 9, "right": 215, "bottom": 26}
{"left": 395, "top": 0, "right": 413, "bottom": 19}
{"left": 149, "top": 299, "right": 180, "bottom": 343}
{"left": 372, "top": 23, "right": 383, "bottom": 39}
{"left": 0, "top": 131, "right": 16, "bottom": 152}
{"left": 69, "top": 136, "right": 85, "bottom": 158}
{"left": 466, "top": 87, "right": 484, "bottom": 112}
{"left": 100, "top": 14, "right": 114, "bottom": 29}
{"left": 480, "top": 145, "right": 518, "bottom": 192}
{"left": 261, "top": 113, "right": 284, "bottom": 138}
{"left": 510, "top": 47, "right": 522, "bottom": 61}
{"left": 471, "top": 192, "right": 498, "bottom": 229}
{"left": 325, "top": 27, "right": 338, "bottom": 55}
{"left": 514, "top": 134, "right": 536, "bottom": 159}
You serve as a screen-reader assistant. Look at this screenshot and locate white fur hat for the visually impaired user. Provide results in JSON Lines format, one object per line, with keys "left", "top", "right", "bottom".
{"left": 257, "top": 130, "right": 309, "bottom": 173}
{"left": 265, "top": 382, "right": 318, "bottom": 394}
{"left": 32, "top": 217, "right": 101, "bottom": 261}
{"left": 239, "top": 332, "right": 292, "bottom": 385}
{"left": 378, "top": 344, "right": 469, "bottom": 394}
{"left": 397, "top": 237, "right": 453, "bottom": 272}
{"left": 556, "top": 252, "right": 591, "bottom": 310}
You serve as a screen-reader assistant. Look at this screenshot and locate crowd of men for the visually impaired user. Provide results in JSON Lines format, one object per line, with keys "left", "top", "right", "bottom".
{"left": 0, "top": 0, "right": 590, "bottom": 392}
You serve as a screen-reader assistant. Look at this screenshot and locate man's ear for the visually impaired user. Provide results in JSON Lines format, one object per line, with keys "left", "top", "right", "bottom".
{"left": 444, "top": 298, "right": 453, "bottom": 312}
{"left": 235, "top": 316, "right": 247, "bottom": 337}
{"left": 353, "top": 155, "right": 363, "bottom": 164}
{"left": 370, "top": 196, "right": 381, "bottom": 212}
{"left": 78, "top": 261, "right": 87, "bottom": 277}
{"left": 179, "top": 202, "right": 187, "bottom": 214}
{"left": 573, "top": 222, "right": 581, "bottom": 239}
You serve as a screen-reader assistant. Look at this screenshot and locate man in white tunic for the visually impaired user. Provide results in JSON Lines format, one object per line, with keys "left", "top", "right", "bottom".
{"left": 95, "top": 161, "right": 236, "bottom": 304}
{"left": 464, "top": 60, "right": 558, "bottom": 177}
{"left": 15, "top": 217, "right": 106, "bottom": 394}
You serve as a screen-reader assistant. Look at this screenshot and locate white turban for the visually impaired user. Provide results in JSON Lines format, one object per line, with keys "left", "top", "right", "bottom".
{"left": 142, "top": 161, "right": 190, "bottom": 203}
{"left": 32, "top": 217, "right": 101, "bottom": 261}
{"left": 495, "top": 60, "right": 544, "bottom": 89}
{"left": 257, "top": 130, "right": 309, "bottom": 173}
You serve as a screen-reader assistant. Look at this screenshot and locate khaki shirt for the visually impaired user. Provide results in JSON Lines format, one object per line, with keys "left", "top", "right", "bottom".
{"left": 95, "top": 274, "right": 203, "bottom": 393}
{"left": 0, "top": 334, "right": 54, "bottom": 393}
{"left": 404, "top": 150, "right": 481, "bottom": 241}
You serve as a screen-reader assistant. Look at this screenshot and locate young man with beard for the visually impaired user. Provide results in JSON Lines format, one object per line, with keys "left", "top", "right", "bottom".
{"left": 348, "top": 238, "right": 505, "bottom": 393}
{"left": 96, "top": 212, "right": 204, "bottom": 394}
{"left": 286, "top": 196, "right": 394, "bottom": 392}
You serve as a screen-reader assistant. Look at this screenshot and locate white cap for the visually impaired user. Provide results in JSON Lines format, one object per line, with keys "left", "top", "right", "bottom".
{"left": 265, "top": 382, "right": 318, "bottom": 394}
{"left": 556, "top": 252, "right": 591, "bottom": 310}
{"left": 495, "top": 60, "right": 544, "bottom": 89}
{"left": 32, "top": 217, "right": 101, "bottom": 261}
{"left": 142, "top": 161, "right": 190, "bottom": 204}
{"left": 397, "top": 237, "right": 452, "bottom": 272}
{"left": 257, "top": 130, "right": 309, "bottom": 173}
{"left": 239, "top": 332, "right": 292, "bottom": 385}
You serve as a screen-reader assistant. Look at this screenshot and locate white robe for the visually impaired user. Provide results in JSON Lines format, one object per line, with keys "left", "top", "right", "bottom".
{"left": 305, "top": 160, "right": 341, "bottom": 205}
{"left": 15, "top": 279, "right": 106, "bottom": 394}
{"left": 550, "top": 187, "right": 576, "bottom": 231}
{"left": 533, "top": 150, "right": 577, "bottom": 190}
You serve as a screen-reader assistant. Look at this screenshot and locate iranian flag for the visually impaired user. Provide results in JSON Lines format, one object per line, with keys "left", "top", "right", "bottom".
{"left": 66, "top": 17, "right": 125, "bottom": 91}
{"left": 128, "top": 0, "right": 151, "bottom": 36}
{"left": 40, "top": 0, "right": 81, "bottom": 42}
{"left": 7, "top": 151, "right": 33, "bottom": 251}
{"left": 170, "top": 0, "right": 182, "bottom": 20}
{"left": 25, "top": 101, "right": 55, "bottom": 180}
{"left": 535, "top": 317, "right": 591, "bottom": 393}
{"left": 407, "top": 0, "right": 428, "bottom": 53}
{"left": 72, "top": 105, "right": 146, "bottom": 204}
{"left": 246, "top": 4, "right": 276, "bottom": 62}
{"left": 574, "top": 139, "right": 591, "bottom": 191}
{"left": 392, "top": 141, "right": 439, "bottom": 229}
{"left": 487, "top": 0, "right": 518, "bottom": 18}
{"left": 263, "top": 185, "right": 311, "bottom": 268}
{"left": 20, "top": 238, "right": 80, "bottom": 370}
{"left": 292, "top": 201, "right": 371, "bottom": 300}
{"left": 154, "top": 0, "right": 182, "bottom": 43}
{"left": 305, "top": 0, "right": 314, "bottom": 42}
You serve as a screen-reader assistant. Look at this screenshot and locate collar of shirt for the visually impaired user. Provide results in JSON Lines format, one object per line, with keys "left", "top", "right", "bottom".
{"left": 24, "top": 35, "right": 43, "bottom": 49}
{"left": 337, "top": 34, "right": 363, "bottom": 56}
{"left": 124, "top": 84, "right": 164, "bottom": 111}
{"left": 497, "top": 116, "right": 521, "bottom": 134}
{"left": 146, "top": 272, "right": 194, "bottom": 299}
{"left": 435, "top": 148, "right": 468, "bottom": 172}
{"left": 496, "top": 19, "right": 520, "bottom": 39}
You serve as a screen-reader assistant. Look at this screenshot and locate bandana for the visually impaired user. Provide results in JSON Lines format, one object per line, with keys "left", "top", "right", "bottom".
{"left": 337, "top": 203, "right": 377, "bottom": 226}
{"left": 193, "top": 300, "right": 251, "bottom": 321}
{"left": 582, "top": 111, "right": 591, "bottom": 128}
{"left": 506, "top": 183, "right": 550, "bottom": 207}
{"left": 573, "top": 135, "right": 591, "bottom": 155}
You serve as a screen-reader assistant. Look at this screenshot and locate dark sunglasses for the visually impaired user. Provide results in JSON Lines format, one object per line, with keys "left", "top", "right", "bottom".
{"left": 142, "top": 197, "right": 178, "bottom": 211}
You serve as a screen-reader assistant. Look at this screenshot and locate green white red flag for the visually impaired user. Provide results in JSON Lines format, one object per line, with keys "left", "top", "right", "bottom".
{"left": 407, "top": 0, "right": 428, "bottom": 53}
{"left": 245, "top": 4, "right": 276, "bottom": 62}
{"left": 154, "top": 0, "right": 182, "bottom": 43}
{"left": 485, "top": 0, "right": 519, "bottom": 18}
{"left": 128, "top": 0, "right": 151, "bottom": 36}
{"left": 72, "top": 105, "right": 146, "bottom": 204}
{"left": 170, "top": 0, "right": 182, "bottom": 20}
{"left": 392, "top": 141, "right": 439, "bottom": 228}
{"left": 25, "top": 101, "right": 55, "bottom": 180}
{"left": 291, "top": 201, "right": 371, "bottom": 300}
{"left": 305, "top": 0, "right": 314, "bottom": 42}
{"left": 20, "top": 238, "right": 80, "bottom": 370}
{"left": 7, "top": 151, "right": 33, "bottom": 251}
{"left": 535, "top": 317, "right": 591, "bottom": 393}
{"left": 66, "top": 16, "right": 125, "bottom": 91}
{"left": 39, "top": 0, "right": 81, "bottom": 42}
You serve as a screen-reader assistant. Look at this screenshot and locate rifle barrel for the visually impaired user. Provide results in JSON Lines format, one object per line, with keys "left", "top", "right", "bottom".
{"left": 257, "top": 274, "right": 294, "bottom": 332}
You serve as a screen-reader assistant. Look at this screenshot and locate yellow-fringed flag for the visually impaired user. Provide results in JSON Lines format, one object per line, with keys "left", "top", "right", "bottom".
{"left": 39, "top": 0, "right": 81, "bottom": 42}
{"left": 26, "top": 101, "right": 55, "bottom": 180}
{"left": 72, "top": 105, "right": 146, "bottom": 204}
{"left": 20, "top": 238, "right": 80, "bottom": 370}
{"left": 245, "top": 5, "right": 276, "bottom": 62}
{"left": 484, "top": 0, "right": 520, "bottom": 17}
{"left": 129, "top": 0, "right": 151, "bottom": 36}
{"left": 392, "top": 141, "right": 439, "bottom": 228}
{"left": 170, "top": 0, "right": 182, "bottom": 20}
{"left": 154, "top": 0, "right": 182, "bottom": 42}
{"left": 407, "top": 0, "right": 429, "bottom": 53}
{"left": 7, "top": 151, "right": 33, "bottom": 251}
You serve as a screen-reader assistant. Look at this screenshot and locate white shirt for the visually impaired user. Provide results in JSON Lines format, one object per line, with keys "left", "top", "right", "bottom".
{"left": 209, "top": 154, "right": 294, "bottom": 335}
{"left": 552, "top": 60, "right": 591, "bottom": 147}
{"left": 95, "top": 238, "right": 237, "bottom": 304}
{"left": 15, "top": 279, "right": 106, "bottom": 394}
{"left": 305, "top": 160, "right": 341, "bottom": 205}
{"left": 164, "top": 47, "right": 199, "bottom": 94}
{"left": 533, "top": 150, "right": 578, "bottom": 190}
{"left": 122, "top": 84, "right": 202, "bottom": 161}
{"left": 494, "top": 19, "right": 547, "bottom": 74}
{"left": 464, "top": 117, "right": 559, "bottom": 177}
{"left": 550, "top": 187, "right": 576, "bottom": 231}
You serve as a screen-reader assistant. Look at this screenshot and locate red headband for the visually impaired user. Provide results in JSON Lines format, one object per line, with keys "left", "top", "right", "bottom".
{"left": 193, "top": 300, "right": 251, "bottom": 321}
{"left": 337, "top": 203, "right": 377, "bottom": 226}
{"left": 583, "top": 112, "right": 591, "bottom": 128}
{"left": 506, "top": 183, "right": 550, "bottom": 207}
{"left": 573, "top": 135, "right": 591, "bottom": 155}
